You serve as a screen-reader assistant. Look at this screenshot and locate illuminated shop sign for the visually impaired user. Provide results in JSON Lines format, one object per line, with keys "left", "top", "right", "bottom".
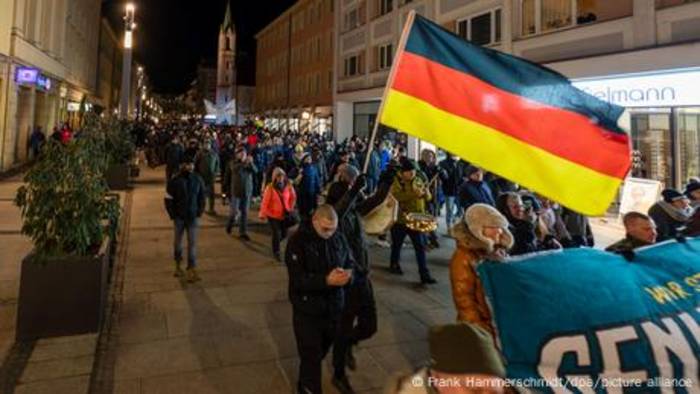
{"left": 36, "top": 75, "right": 52, "bottom": 91}
{"left": 16, "top": 67, "right": 39, "bottom": 84}
{"left": 573, "top": 68, "right": 700, "bottom": 108}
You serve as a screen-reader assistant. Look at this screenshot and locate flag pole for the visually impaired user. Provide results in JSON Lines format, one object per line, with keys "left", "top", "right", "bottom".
{"left": 362, "top": 10, "right": 417, "bottom": 173}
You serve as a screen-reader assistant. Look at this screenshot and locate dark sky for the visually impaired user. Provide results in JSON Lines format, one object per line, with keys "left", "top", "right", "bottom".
{"left": 102, "top": 0, "right": 295, "bottom": 94}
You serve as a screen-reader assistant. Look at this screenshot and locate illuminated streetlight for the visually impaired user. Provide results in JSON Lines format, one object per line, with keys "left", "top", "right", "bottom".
{"left": 120, "top": 3, "right": 136, "bottom": 119}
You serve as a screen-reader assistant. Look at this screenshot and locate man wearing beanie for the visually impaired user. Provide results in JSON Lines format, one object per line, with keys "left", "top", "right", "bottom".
{"left": 458, "top": 166, "right": 495, "bottom": 211}
{"left": 685, "top": 181, "right": 700, "bottom": 209}
{"left": 648, "top": 189, "right": 693, "bottom": 242}
{"left": 385, "top": 323, "right": 510, "bottom": 394}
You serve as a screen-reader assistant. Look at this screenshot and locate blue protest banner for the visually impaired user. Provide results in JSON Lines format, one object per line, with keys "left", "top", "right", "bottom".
{"left": 478, "top": 239, "right": 700, "bottom": 393}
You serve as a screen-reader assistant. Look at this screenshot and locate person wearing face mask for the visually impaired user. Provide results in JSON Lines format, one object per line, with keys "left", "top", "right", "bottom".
{"left": 285, "top": 205, "right": 355, "bottom": 394}
{"left": 648, "top": 189, "right": 693, "bottom": 242}
{"left": 259, "top": 167, "right": 297, "bottom": 261}
{"left": 449, "top": 204, "right": 513, "bottom": 335}
{"left": 165, "top": 154, "right": 206, "bottom": 283}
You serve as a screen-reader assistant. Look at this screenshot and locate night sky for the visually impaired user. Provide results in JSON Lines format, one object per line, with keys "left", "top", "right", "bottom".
{"left": 102, "top": 0, "right": 296, "bottom": 94}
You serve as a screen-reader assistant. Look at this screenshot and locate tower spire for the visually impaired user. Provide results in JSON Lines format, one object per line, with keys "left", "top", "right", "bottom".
{"left": 221, "top": 1, "right": 234, "bottom": 32}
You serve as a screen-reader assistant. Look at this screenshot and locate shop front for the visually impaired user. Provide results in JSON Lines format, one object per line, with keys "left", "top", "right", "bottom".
{"left": 573, "top": 67, "right": 700, "bottom": 190}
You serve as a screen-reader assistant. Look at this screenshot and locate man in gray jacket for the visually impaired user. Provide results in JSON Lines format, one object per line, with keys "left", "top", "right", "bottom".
{"left": 224, "top": 147, "right": 258, "bottom": 240}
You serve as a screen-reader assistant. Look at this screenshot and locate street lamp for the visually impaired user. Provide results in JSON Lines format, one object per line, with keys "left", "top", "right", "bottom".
{"left": 119, "top": 3, "right": 136, "bottom": 119}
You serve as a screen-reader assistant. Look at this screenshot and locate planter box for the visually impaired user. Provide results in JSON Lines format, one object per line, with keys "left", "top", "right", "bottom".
{"left": 16, "top": 239, "right": 111, "bottom": 341}
{"left": 106, "top": 163, "right": 129, "bottom": 190}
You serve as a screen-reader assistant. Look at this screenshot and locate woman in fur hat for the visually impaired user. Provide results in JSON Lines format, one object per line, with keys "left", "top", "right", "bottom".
{"left": 449, "top": 204, "right": 513, "bottom": 336}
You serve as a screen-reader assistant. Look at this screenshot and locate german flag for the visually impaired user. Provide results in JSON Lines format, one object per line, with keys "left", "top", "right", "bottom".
{"left": 378, "top": 13, "right": 631, "bottom": 216}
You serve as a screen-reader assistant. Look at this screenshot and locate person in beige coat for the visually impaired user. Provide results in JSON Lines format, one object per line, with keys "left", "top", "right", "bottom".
{"left": 449, "top": 204, "right": 514, "bottom": 336}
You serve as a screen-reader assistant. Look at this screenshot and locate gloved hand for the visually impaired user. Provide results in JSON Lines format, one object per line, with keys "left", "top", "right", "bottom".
{"left": 351, "top": 174, "right": 368, "bottom": 194}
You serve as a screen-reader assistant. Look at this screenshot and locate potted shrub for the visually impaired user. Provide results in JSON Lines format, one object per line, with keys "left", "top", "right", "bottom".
{"left": 103, "top": 119, "right": 136, "bottom": 190}
{"left": 14, "top": 129, "right": 120, "bottom": 340}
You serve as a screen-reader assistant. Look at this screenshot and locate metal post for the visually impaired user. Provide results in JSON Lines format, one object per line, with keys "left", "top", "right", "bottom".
{"left": 119, "top": 4, "right": 135, "bottom": 120}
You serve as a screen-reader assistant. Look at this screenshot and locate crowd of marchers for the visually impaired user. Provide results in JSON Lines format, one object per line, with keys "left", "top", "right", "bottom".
{"left": 131, "top": 119, "right": 700, "bottom": 394}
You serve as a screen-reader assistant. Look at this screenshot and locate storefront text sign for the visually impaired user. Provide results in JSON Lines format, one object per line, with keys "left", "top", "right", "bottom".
{"left": 573, "top": 68, "right": 700, "bottom": 107}
{"left": 15, "top": 67, "right": 39, "bottom": 85}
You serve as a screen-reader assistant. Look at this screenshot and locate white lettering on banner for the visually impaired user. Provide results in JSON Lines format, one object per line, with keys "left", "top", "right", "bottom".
{"left": 596, "top": 327, "right": 648, "bottom": 394}
{"left": 536, "top": 310, "right": 700, "bottom": 392}
{"left": 641, "top": 318, "right": 700, "bottom": 394}
{"left": 572, "top": 69, "right": 700, "bottom": 107}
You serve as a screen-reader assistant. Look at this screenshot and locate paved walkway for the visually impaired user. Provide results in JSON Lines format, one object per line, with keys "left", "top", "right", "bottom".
{"left": 93, "top": 167, "right": 459, "bottom": 394}
{"left": 0, "top": 166, "right": 624, "bottom": 394}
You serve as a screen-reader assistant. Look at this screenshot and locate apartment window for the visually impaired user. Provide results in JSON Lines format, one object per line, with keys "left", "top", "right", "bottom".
{"left": 378, "top": 43, "right": 393, "bottom": 70}
{"left": 521, "top": 0, "right": 632, "bottom": 36}
{"left": 457, "top": 9, "right": 502, "bottom": 46}
{"left": 345, "top": 8, "right": 359, "bottom": 31}
{"left": 345, "top": 56, "right": 358, "bottom": 77}
{"left": 379, "top": 0, "right": 393, "bottom": 15}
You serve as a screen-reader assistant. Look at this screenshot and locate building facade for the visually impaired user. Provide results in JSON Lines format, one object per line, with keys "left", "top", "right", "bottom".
{"left": 96, "top": 17, "right": 123, "bottom": 116}
{"left": 197, "top": 61, "right": 218, "bottom": 104}
{"left": 334, "top": 0, "right": 700, "bottom": 189}
{"left": 255, "top": 0, "right": 335, "bottom": 134}
{"left": 0, "top": 0, "right": 102, "bottom": 171}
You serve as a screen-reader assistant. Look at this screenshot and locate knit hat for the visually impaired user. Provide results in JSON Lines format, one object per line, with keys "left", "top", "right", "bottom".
{"left": 429, "top": 323, "right": 506, "bottom": 377}
{"left": 685, "top": 182, "right": 700, "bottom": 198}
{"left": 662, "top": 188, "right": 686, "bottom": 203}
{"left": 399, "top": 157, "right": 415, "bottom": 172}
{"left": 464, "top": 204, "right": 514, "bottom": 251}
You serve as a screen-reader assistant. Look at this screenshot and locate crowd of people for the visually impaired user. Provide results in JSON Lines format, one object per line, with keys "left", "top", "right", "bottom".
{"left": 152, "top": 118, "right": 700, "bottom": 394}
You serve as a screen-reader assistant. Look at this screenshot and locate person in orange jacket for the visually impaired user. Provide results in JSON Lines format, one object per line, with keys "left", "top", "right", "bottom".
{"left": 449, "top": 203, "right": 513, "bottom": 336}
{"left": 259, "top": 167, "right": 297, "bottom": 261}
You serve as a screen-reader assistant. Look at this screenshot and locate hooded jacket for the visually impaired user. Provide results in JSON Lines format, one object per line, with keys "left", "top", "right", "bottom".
{"left": 285, "top": 220, "right": 355, "bottom": 316}
{"left": 166, "top": 170, "right": 206, "bottom": 224}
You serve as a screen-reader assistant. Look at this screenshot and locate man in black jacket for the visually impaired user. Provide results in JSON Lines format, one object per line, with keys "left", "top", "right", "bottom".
{"left": 285, "top": 204, "right": 355, "bottom": 394}
{"left": 166, "top": 155, "right": 206, "bottom": 283}
{"left": 325, "top": 165, "right": 395, "bottom": 393}
{"left": 438, "top": 154, "right": 464, "bottom": 229}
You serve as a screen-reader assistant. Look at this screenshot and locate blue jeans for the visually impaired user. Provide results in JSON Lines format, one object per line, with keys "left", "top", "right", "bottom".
{"left": 445, "top": 195, "right": 462, "bottom": 227}
{"left": 390, "top": 224, "right": 430, "bottom": 279}
{"left": 228, "top": 195, "right": 250, "bottom": 235}
{"left": 174, "top": 218, "right": 199, "bottom": 268}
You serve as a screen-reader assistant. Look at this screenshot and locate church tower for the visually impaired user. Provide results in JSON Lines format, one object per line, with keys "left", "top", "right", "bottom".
{"left": 216, "top": 1, "right": 236, "bottom": 107}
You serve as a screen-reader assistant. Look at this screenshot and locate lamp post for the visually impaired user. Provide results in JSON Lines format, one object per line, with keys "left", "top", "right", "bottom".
{"left": 119, "top": 3, "right": 136, "bottom": 119}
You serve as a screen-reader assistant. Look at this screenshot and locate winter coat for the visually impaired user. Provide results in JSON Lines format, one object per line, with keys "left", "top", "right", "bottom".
{"left": 459, "top": 180, "right": 495, "bottom": 210}
{"left": 648, "top": 201, "right": 691, "bottom": 242}
{"left": 165, "top": 142, "right": 184, "bottom": 174}
{"left": 166, "top": 171, "right": 206, "bottom": 224}
{"left": 605, "top": 236, "right": 652, "bottom": 255}
{"left": 224, "top": 159, "right": 258, "bottom": 199}
{"left": 299, "top": 163, "right": 321, "bottom": 198}
{"left": 366, "top": 150, "right": 382, "bottom": 181}
{"left": 449, "top": 231, "right": 496, "bottom": 336}
{"left": 438, "top": 158, "right": 463, "bottom": 197}
{"left": 380, "top": 149, "right": 392, "bottom": 172}
{"left": 560, "top": 208, "right": 594, "bottom": 247}
{"left": 391, "top": 176, "right": 432, "bottom": 224}
{"left": 327, "top": 173, "right": 393, "bottom": 278}
{"left": 259, "top": 183, "right": 296, "bottom": 220}
{"left": 196, "top": 151, "right": 220, "bottom": 185}
{"left": 285, "top": 220, "right": 355, "bottom": 316}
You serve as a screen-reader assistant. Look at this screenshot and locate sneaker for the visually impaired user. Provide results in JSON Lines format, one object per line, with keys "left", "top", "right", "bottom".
{"left": 186, "top": 268, "right": 201, "bottom": 283}
{"left": 421, "top": 276, "right": 438, "bottom": 285}
{"left": 239, "top": 234, "right": 251, "bottom": 241}
{"left": 173, "top": 263, "right": 184, "bottom": 278}
{"left": 332, "top": 375, "right": 356, "bottom": 394}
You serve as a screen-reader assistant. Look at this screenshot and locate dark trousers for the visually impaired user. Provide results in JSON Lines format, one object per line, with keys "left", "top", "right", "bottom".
{"left": 390, "top": 224, "right": 430, "bottom": 279}
{"left": 332, "top": 279, "right": 377, "bottom": 378}
{"left": 269, "top": 218, "right": 287, "bottom": 256}
{"left": 293, "top": 311, "right": 337, "bottom": 394}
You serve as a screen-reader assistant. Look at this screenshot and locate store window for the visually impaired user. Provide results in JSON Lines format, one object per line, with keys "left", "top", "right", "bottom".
{"left": 677, "top": 108, "right": 700, "bottom": 184}
{"left": 379, "top": 0, "right": 393, "bottom": 15}
{"left": 521, "top": 0, "right": 632, "bottom": 36}
{"left": 353, "top": 101, "right": 380, "bottom": 138}
{"left": 457, "top": 9, "right": 502, "bottom": 46}
{"left": 630, "top": 110, "right": 674, "bottom": 188}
